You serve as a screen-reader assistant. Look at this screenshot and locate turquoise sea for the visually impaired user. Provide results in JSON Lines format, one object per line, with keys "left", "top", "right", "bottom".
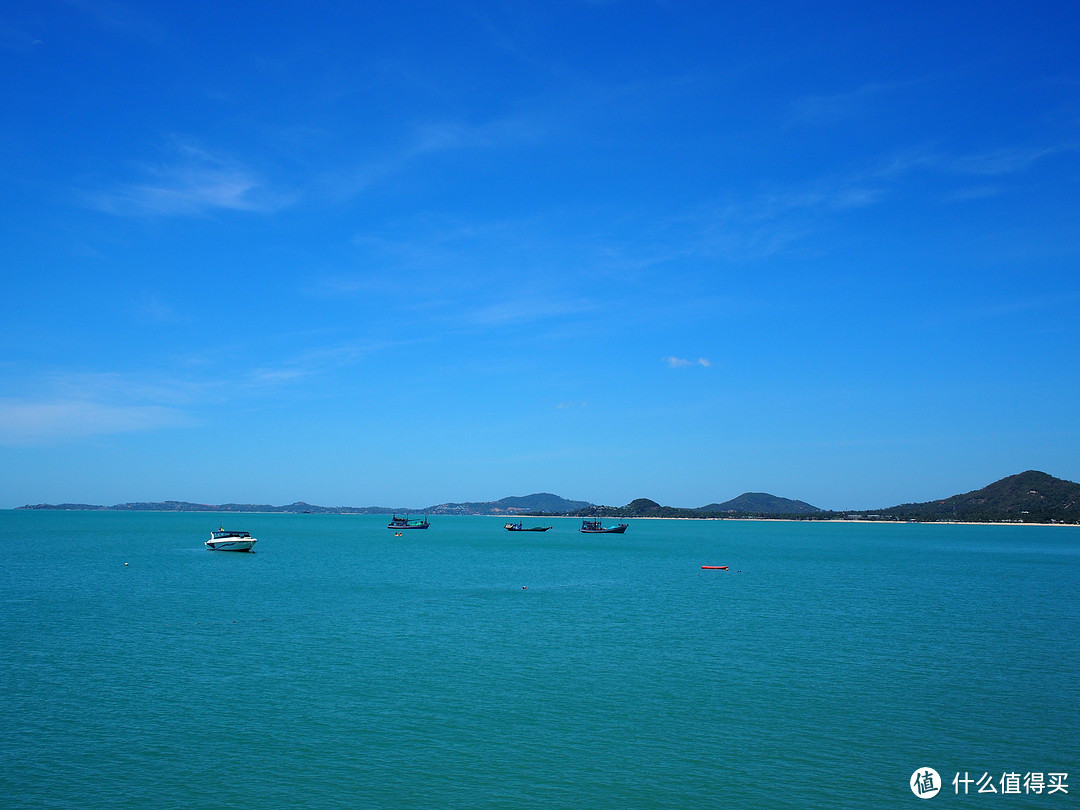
{"left": 1, "top": 511, "right": 1076, "bottom": 808}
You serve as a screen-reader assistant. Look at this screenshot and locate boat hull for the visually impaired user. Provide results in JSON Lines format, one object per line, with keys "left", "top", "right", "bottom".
{"left": 205, "top": 539, "right": 257, "bottom": 551}
{"left": 388, "top": 516, "right": 429, "bottom": 529}
{"left": 207, "top": 528, "right": 256, "bottom": 551}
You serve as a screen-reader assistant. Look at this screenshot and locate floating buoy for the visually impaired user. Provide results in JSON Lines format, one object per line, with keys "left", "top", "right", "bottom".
{"left": 701, "top": 565, "right": 728, "bottom": 570}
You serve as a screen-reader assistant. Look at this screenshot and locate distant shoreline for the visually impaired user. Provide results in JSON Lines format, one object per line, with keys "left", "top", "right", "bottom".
{"left": 616, "top": 516, "right": 1079, "bottom": 527}
{"left": 6, "top": 507, "right": 1077, "bottom": 527}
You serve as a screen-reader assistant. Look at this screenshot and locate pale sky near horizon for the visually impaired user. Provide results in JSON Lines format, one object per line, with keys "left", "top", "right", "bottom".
{"left": 2, "top": 1, "right": 1079, "bottom": 511}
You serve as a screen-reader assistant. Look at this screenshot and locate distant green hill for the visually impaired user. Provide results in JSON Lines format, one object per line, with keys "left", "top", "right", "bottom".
{"left": 865, "top": 470, "right": 1080, "bottom": 523}
{"left": 593, "top": 498, "right": 689, "bottom": 517}
{"left": 698, "top": 492, "right": 823, "bottom": 515}
{"left": 574, "top": 494, "right": 822, "bottom": 518}
{"left": 494, "top": 493, "right": 592, "bottom": 513}
{"left": 421, "top": 493, "right": 592, "bottom": 515}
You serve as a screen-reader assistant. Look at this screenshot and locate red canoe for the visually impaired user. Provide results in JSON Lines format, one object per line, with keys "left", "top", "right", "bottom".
{"left": 701, "top": 565, "right": 728, "bottom": 570}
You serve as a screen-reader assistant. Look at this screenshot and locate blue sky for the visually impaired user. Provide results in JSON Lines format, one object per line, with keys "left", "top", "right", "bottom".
{"left": 2, "top": 1, "right": 1078, "bottom": 510}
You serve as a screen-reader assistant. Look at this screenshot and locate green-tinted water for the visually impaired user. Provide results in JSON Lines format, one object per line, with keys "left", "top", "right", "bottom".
{"left": 1, "top": 512, "right": 1076, "bottom": 807}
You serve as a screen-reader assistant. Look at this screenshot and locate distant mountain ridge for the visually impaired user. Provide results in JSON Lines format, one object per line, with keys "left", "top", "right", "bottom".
{"left": 15, "top": 472, "right": 1080, "bottom": 523}
{"left": 16, "top": 493, "right": 593, "bottom": 516}
{"left": 576, "top": 493, "right": 822, "bottom": 518}
{"left": 421, "top": 493, "right": 591, "bottom": 515}
{"left": 17, "top": 500, "right": 381, "bottom": 514}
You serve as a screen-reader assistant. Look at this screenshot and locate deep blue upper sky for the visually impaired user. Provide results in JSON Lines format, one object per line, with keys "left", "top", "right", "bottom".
{"left": 2, "top": 1, "right": 1078, "bottom": 509}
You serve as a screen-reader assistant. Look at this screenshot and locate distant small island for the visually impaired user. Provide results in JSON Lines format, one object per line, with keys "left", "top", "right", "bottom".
{"left": 15, "top": 471, "right": 1080, "bottom": 524}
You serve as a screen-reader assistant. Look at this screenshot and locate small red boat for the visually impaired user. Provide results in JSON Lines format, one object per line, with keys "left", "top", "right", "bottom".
{"left": 701, "top": 565, "right": 728, "bottom": 570}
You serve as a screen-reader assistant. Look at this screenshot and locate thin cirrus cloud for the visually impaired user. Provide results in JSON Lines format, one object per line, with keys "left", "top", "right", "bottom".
{"left": 325, "top": 111, "right": 549, "bottom": 202}
{"left": 787, "top": 80, "right": 918, "bottom": 127}
{"left": 663, "top": 356, "right": 711, "bottom": 368}
{"left": 872, "top": 143, "right": 1075, "bottom": 180}
{"left": 946, "top": 144, "right": 1075, "bottom": 176}
{"left": 0, "top": 398, "right": 193, "bottom": 445}
{"left": 57, "top": 0, "right": 163, "bottom": 42}
{"left": 0, "top": 346, "right": 369, "bottom": 445}
{"left": 84, "top": 141, "right": 291, "bottom": 217}
{"left": 461, "top": 296, "right": 597, "bottom": 328}
{"left": 677, "top": 140, "right": 1074, "bottom": 262}
{"left": 0, "top": 368, "right": 206, "bottom": 444}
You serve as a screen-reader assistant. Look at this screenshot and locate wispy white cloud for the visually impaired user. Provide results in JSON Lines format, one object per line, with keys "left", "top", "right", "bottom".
{"left": 0, "top": 369, "right": 205, "bottom": 443}
{"left": 57, "top": 0, "right": 163, "bottom": 42}
{"left": 135, "top": 291, "right": 180, "bottom": 323}
{"left": 919, "top": 292, "right": 1079, "bottom": 332}
{"left": 644, "top": 180, "right": 879, "bottom": 265}
{"left": 661, "top": 137, "right": 1074, "bottom": 264}
{"left": 0, "top": 398, "right": 192, "bottom": 444}
{"left": 202, "top": 334, "right": 415, "bottom": 397}
{"left": 462, "top": 296, "right": 597, "bottom": 328}
{"left": 869, "top": 142, "right": 1076, "bottom": 181}
{"left": 324, "top": 110, "right": 550, "bottom": 201}
{"left": 788, "top": 80, "right": 919, "bottom": 127}
{"left": 946, "top": 144, "right": 1075, "bottom": 176}
{"left": 663, "top": 356, "right": 711, "bottom": 368}
{"left": 0, "top": 334, "right": 396, "bottom": 445}
{"left": 410, "top": 117, "right": 542, "bottom": 154}
{"left": 43, "top": 370, "right": 207, "bottom": 407}
{"left": 943, "top": 184, "right": 1001, "bottom": 202}
{"left": 237, "top": 338, "right": 384, "bottom": 384}
{"left": 85, "top": 140, "right": 292, "bottom": 217}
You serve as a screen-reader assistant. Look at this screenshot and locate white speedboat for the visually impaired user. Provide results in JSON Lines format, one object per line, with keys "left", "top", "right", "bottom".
{"left": 206, "top": 527, "right": 257, "bottom": 551}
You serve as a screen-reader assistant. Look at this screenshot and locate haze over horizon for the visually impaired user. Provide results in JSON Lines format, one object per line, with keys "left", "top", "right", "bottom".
{"left": 2, "top": 2, "right": 1079, "bottom": 511}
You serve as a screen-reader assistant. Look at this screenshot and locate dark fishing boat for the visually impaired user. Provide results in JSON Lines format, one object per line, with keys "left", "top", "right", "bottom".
{"left": 504, "top": 522, "right": 553, "bottom": 532}
{"left": 579, "top": 519, "right": 628, "bottom": 534}
{"left": 388, "top": 515, "right": 429, "bottom": 529}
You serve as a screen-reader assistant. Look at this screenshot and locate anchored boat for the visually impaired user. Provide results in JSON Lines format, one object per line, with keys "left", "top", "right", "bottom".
{"left": 504, "top": 522, "right": 553, "bottom": 532}
{"left": 205, "top": 527, "right": 257, "bottom": 551}
{"left": 388, "top": 515, "right": 429, "bottom": 529}
{"left": 579, "top": 519, "right": 628, "bottom": 534}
